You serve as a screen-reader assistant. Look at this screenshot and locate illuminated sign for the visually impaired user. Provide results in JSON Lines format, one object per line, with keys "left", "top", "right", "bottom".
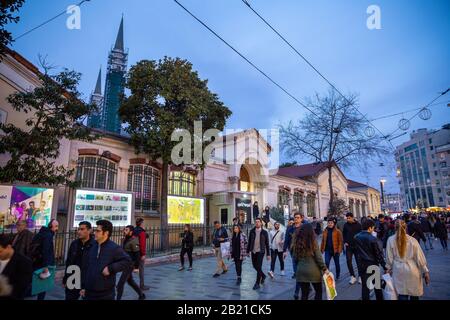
{"left": 168, "top": 195, "right": 204, "bottom": 224}
{"left": 73, "top": 189, "right": 132, "bottom": 227}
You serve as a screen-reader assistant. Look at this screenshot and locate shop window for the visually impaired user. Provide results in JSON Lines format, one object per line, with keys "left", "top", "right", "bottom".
{"left": 293, "top": 191, "right": 304, "bottom": 214}
{"left": 306, "top": 193, "right": 316, "bottom": 217}
{"left": 169, "top": 171, "right": 196, "bottom": 197}
{"left": 76, "top": 156, "right": 117, "bottom": 190}
{"left": 277, "top": 189, "right": 290, "bottom": 208}
{"left": 127, "top": 164, "right": 160, "bottom": 211}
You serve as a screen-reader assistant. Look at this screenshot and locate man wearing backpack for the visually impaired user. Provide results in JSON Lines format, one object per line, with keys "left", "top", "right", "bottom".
{"left": 133, "top": 217, "right": 149, "bottom": 291}
{"left": 29, "top": 219, "right": 59, "bottom": 300}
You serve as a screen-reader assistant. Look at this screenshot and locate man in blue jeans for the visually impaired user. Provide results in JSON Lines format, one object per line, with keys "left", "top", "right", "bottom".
{"left": 283, "top": 212, "right": 304, "bottom": 278}
{"left": 320, "top": 218, "right": 343, "bottom": 280}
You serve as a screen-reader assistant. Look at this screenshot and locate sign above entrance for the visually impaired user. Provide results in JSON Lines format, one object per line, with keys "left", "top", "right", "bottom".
{"left": 235, "top": 198, "right": 252, "bottom": 224}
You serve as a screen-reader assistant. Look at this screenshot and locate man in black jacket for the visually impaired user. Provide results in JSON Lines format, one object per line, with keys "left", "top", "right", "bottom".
{"left": 0, "top": 234, "right": 32, "bottom": 300}
{"left": 354, "top": 219, "right": 387, "bottom": 301}
{"left": 408, "top": 215, "right": 427, "bottom": 248}
{"left": 247, "top": 218, "right": 270, "bottom": 290}
{"left": 343, "top": 212, "right": 362, "bottom": 285}
{"left": 212, "top": 221, "right": 229, "bottom": 277}
{"left": 419, "top": 214, "right": 433, "bottom": 250}
{"left": 82, "top": 220, "right": 131, "bottom": 300}
{"left": 11, "top": 220, "right": 34, "bottom": 256}
{"left": 30, "top": 219, "right": 58, "bottom": 300}
{"left": 63, "top": 221, "right": 95, "bottom": 300}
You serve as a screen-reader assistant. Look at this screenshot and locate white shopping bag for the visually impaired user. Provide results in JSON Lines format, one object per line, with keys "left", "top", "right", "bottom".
{"left": 220, "top": 241, "right": 230, "bottom": 258}
{"left": 323, "top": 272, "right": 337, "bottom": 300}
{"left": 382, "top": 273, "right": 398, "bottom": 300}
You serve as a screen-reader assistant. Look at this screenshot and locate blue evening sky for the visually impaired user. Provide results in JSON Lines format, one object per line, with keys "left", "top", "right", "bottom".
{"left": 6, "top": 0, "right": 450, "bottom": 193}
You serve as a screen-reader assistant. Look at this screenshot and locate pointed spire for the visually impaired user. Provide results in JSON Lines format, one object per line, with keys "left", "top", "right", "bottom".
{"left": 114, "top": 15, "right": 124, "bottom": 51}
{"left": 94, "top": 67, "right": 102, "bottom": 94}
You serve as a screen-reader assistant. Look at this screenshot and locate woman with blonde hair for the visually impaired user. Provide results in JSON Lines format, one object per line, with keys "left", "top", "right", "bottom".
{"left": 386, "top": 219, "right": 430, "bottom": 300}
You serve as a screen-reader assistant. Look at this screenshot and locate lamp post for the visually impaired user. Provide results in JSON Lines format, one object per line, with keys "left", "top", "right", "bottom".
{"left": 380, "top": 178, "right": 386, "bottom": 212}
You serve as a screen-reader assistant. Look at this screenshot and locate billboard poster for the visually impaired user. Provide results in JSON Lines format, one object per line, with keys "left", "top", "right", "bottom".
{"left": 168, "top": 195, "right": 205, "bottom": 224}
{"left": 0, "top": 185, "right": 55, "bottom": 231}
{"left": 73, "top": 189, "right": 133, "bottom": 228}
{"left": 235, "top": 198, "right": 252, "bottom": 224}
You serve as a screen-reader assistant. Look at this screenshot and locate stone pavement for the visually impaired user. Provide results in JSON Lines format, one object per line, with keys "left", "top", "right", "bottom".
{"left": 44, "top": 239, "right": 450, "bottom": 300}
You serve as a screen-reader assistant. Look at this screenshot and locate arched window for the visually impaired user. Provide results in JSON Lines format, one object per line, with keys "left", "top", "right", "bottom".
{"left": 293, "top": 190, "right": 304, "bottom": 214}
{"left": 127, "top": 164, "right": 160, "bottom": 211}
{"left": 169, "top": 171, "right": 196, "bottom": 197}
{"left": 75, "top": 156, "right": 117, "bottom": 190}
{"left": 306, "top": 192, "right": 316, "bottom": 217}
{"left": 277, "top": 188, "right": 290, "bottom": 208}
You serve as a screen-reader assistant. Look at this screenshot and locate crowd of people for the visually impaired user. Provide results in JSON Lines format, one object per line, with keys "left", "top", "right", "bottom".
{"left": 0, "top": 217, "right": 150, "bottom": 300}
{"left": 0, "top": 207, "right": 448, "bottom": 300}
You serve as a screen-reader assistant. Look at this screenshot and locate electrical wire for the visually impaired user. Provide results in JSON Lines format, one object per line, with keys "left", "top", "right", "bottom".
{"left": 240, "top": 0, "right": 394, "bottom": 148}
{"left": 173, "top": 0, "right": 320, "bottom": 118}
{"left": 13, "top": 0, "right": 91, "bottom": 42}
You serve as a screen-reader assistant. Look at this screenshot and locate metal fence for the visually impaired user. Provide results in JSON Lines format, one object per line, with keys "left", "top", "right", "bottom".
{"left": 2, "top": 223, "right": 253, "bottom": 266}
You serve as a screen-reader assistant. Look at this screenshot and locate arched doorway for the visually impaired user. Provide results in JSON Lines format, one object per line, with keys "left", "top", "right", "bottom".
{"left": 239, "top": 166, "right": 251, "bottom": 192}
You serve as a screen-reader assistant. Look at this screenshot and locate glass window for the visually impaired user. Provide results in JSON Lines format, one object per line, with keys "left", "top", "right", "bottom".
{"left": 293, "top": 191, "right": 304, "bottom": 214}
{"left": 169, "top": 171, "right": 196, "bottom": 197}
{"left": 76, "top": 156, "right": 117, "bottom": 190}
{"left": 306, "top": 193, "right": 316, "bottom": 217}
{"left": 278, "top": 189, "right": 289, "bottom": 207}
{"left": 127, "top": 164, "right": 160, "bottom": 211}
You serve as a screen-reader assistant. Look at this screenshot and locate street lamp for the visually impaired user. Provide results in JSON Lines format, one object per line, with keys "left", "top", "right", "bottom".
{"left": 380, "top": 178, "right": 386, "bottom": 212}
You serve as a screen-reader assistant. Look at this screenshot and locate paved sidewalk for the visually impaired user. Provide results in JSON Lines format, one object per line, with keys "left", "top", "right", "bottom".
{"left": 44, "top": 239, "right": 450, "bottom": 300}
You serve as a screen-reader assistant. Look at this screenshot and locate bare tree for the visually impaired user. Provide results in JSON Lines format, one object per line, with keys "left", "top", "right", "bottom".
{"left": 279, "top": 89, "right": 389, "bottom": 213}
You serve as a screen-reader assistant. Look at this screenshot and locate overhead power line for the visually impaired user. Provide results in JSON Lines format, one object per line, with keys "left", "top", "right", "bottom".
{"left": 13, "top": 0, "right": 91, "bottom": 42}
{"left": 369, "top": 100, "right": 449, "bottom": 121}
{"left": 240, "top": 0, "right": 394, "bottom": 148}
{"left": 173, "top": 0, "right": 320, "bottom": 118}
{"left": 386, "top": 88, "right": 450, "bottom": 138}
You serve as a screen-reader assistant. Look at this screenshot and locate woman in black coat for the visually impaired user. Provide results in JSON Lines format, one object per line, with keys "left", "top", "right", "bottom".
{"left": 434, "top": 217, "right": 448, "bottom": 250}
{"left": 179, "top": 224, "right": 194, "bottom": 271}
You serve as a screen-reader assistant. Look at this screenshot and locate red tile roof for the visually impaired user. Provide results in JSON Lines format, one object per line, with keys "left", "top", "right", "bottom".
{"left": 276, "top": 161, "right": 332, "bottom": 179}
{"left": 347, "top": 179, "right": 369, "bottom": 189}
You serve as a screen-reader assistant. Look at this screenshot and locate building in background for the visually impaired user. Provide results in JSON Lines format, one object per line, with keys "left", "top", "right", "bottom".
{"left": 87, "top": 17, "right": 128, "bottom": 134}
{"left": 395, "top": 125, "right": 450, "bottom": 209}
{"left": 384, "top": 193, "right": 402, "bottom": 213}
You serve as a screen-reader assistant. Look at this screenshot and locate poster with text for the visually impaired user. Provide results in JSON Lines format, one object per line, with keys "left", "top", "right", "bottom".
{"left": 73, "top": 189, "right": 132, "bottom": 228}
{"left": 168, "top": 195, "right": 204, "bottom": 224}
{"left": 0, "top": 185, "right": 54, "bottom": 231}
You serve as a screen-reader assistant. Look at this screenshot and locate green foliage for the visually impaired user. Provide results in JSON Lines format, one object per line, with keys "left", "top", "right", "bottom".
{"left": 0, "top": 69, "right": 98, "bottom": 186}
{"left": 119, "top": 57, "right": 232, "bottom": 164}
{"left": 328, "top": 197, "right": 348, "bottom": 216}
{"left": 270, "top": 206, "right": 285, "bottom": 225}
{"left": 0, "top": 0, "right": 25, "bottom": 58}
{"left": 279, "top": 161, "right": 298, "bottom": 168}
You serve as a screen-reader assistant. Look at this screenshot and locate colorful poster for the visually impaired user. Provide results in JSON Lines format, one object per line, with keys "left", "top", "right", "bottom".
{"left": 168, "top": 196, "right": 204, "bottom": 224}
{"left": 73, "top": 189, "right": 132, "bottom": 227}
{"left": 0, "top": 185, "right": 54, "bottom": 231}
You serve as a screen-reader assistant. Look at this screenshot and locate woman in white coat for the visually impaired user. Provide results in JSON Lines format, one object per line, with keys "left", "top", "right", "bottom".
{"left": 386, "top": 219, "right": 430, "bottom": 300}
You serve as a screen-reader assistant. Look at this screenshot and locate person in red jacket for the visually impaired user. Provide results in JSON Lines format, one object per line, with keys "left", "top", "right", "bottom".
{"left": 133, "top": 218, "right": 149, "bottom": 291}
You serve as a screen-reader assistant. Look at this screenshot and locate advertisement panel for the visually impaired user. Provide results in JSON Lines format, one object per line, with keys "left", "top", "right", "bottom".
{"left": 0, "top": 185, "right": 55, "bottom": 231}
{"left": 73, "top": 189, "right": 133, "bottom": 228}
{"left": 168, "top": 195, "right": 205, "bottom": 224}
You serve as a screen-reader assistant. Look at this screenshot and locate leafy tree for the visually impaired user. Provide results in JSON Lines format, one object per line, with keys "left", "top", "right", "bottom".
{"left": 328, "top": 197, "right": 348, "bottom": 216}
{"left": 280, "top": 88, "right": 389, "bottom": 210}
{"left": 0, "top": 0, "right": 25, "bottom": 58}
{"left": 0, "top": 68, "right": 98, "bottom": 185}
{"left": 119, "top": 57, "right": 231, "bottom": 249}
{"left": 279, "top": 161, "right": 297, "bottom": 168}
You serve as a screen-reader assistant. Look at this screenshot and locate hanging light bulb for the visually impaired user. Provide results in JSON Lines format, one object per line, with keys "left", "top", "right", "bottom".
{"left": 418, "top": 107, "right": 432, "bottom": 120}
{"left": 398, "top": 118, "right": 410, "bottom": 131}
{"left": 364, "top": 126, "right": 375, "bottom": 137}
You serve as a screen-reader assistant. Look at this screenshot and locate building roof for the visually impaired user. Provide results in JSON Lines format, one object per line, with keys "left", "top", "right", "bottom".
{"left": 94, "top": 67, "right": 102, "bottom": 94}
{"left": 347, "top": 179, "right": 368, "bottom": 189}
{"left": 114, "top": 16, "right": 124, "bottom": 51}
{"left": 276, "top": 162, "right": 332, "bottom": 179}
